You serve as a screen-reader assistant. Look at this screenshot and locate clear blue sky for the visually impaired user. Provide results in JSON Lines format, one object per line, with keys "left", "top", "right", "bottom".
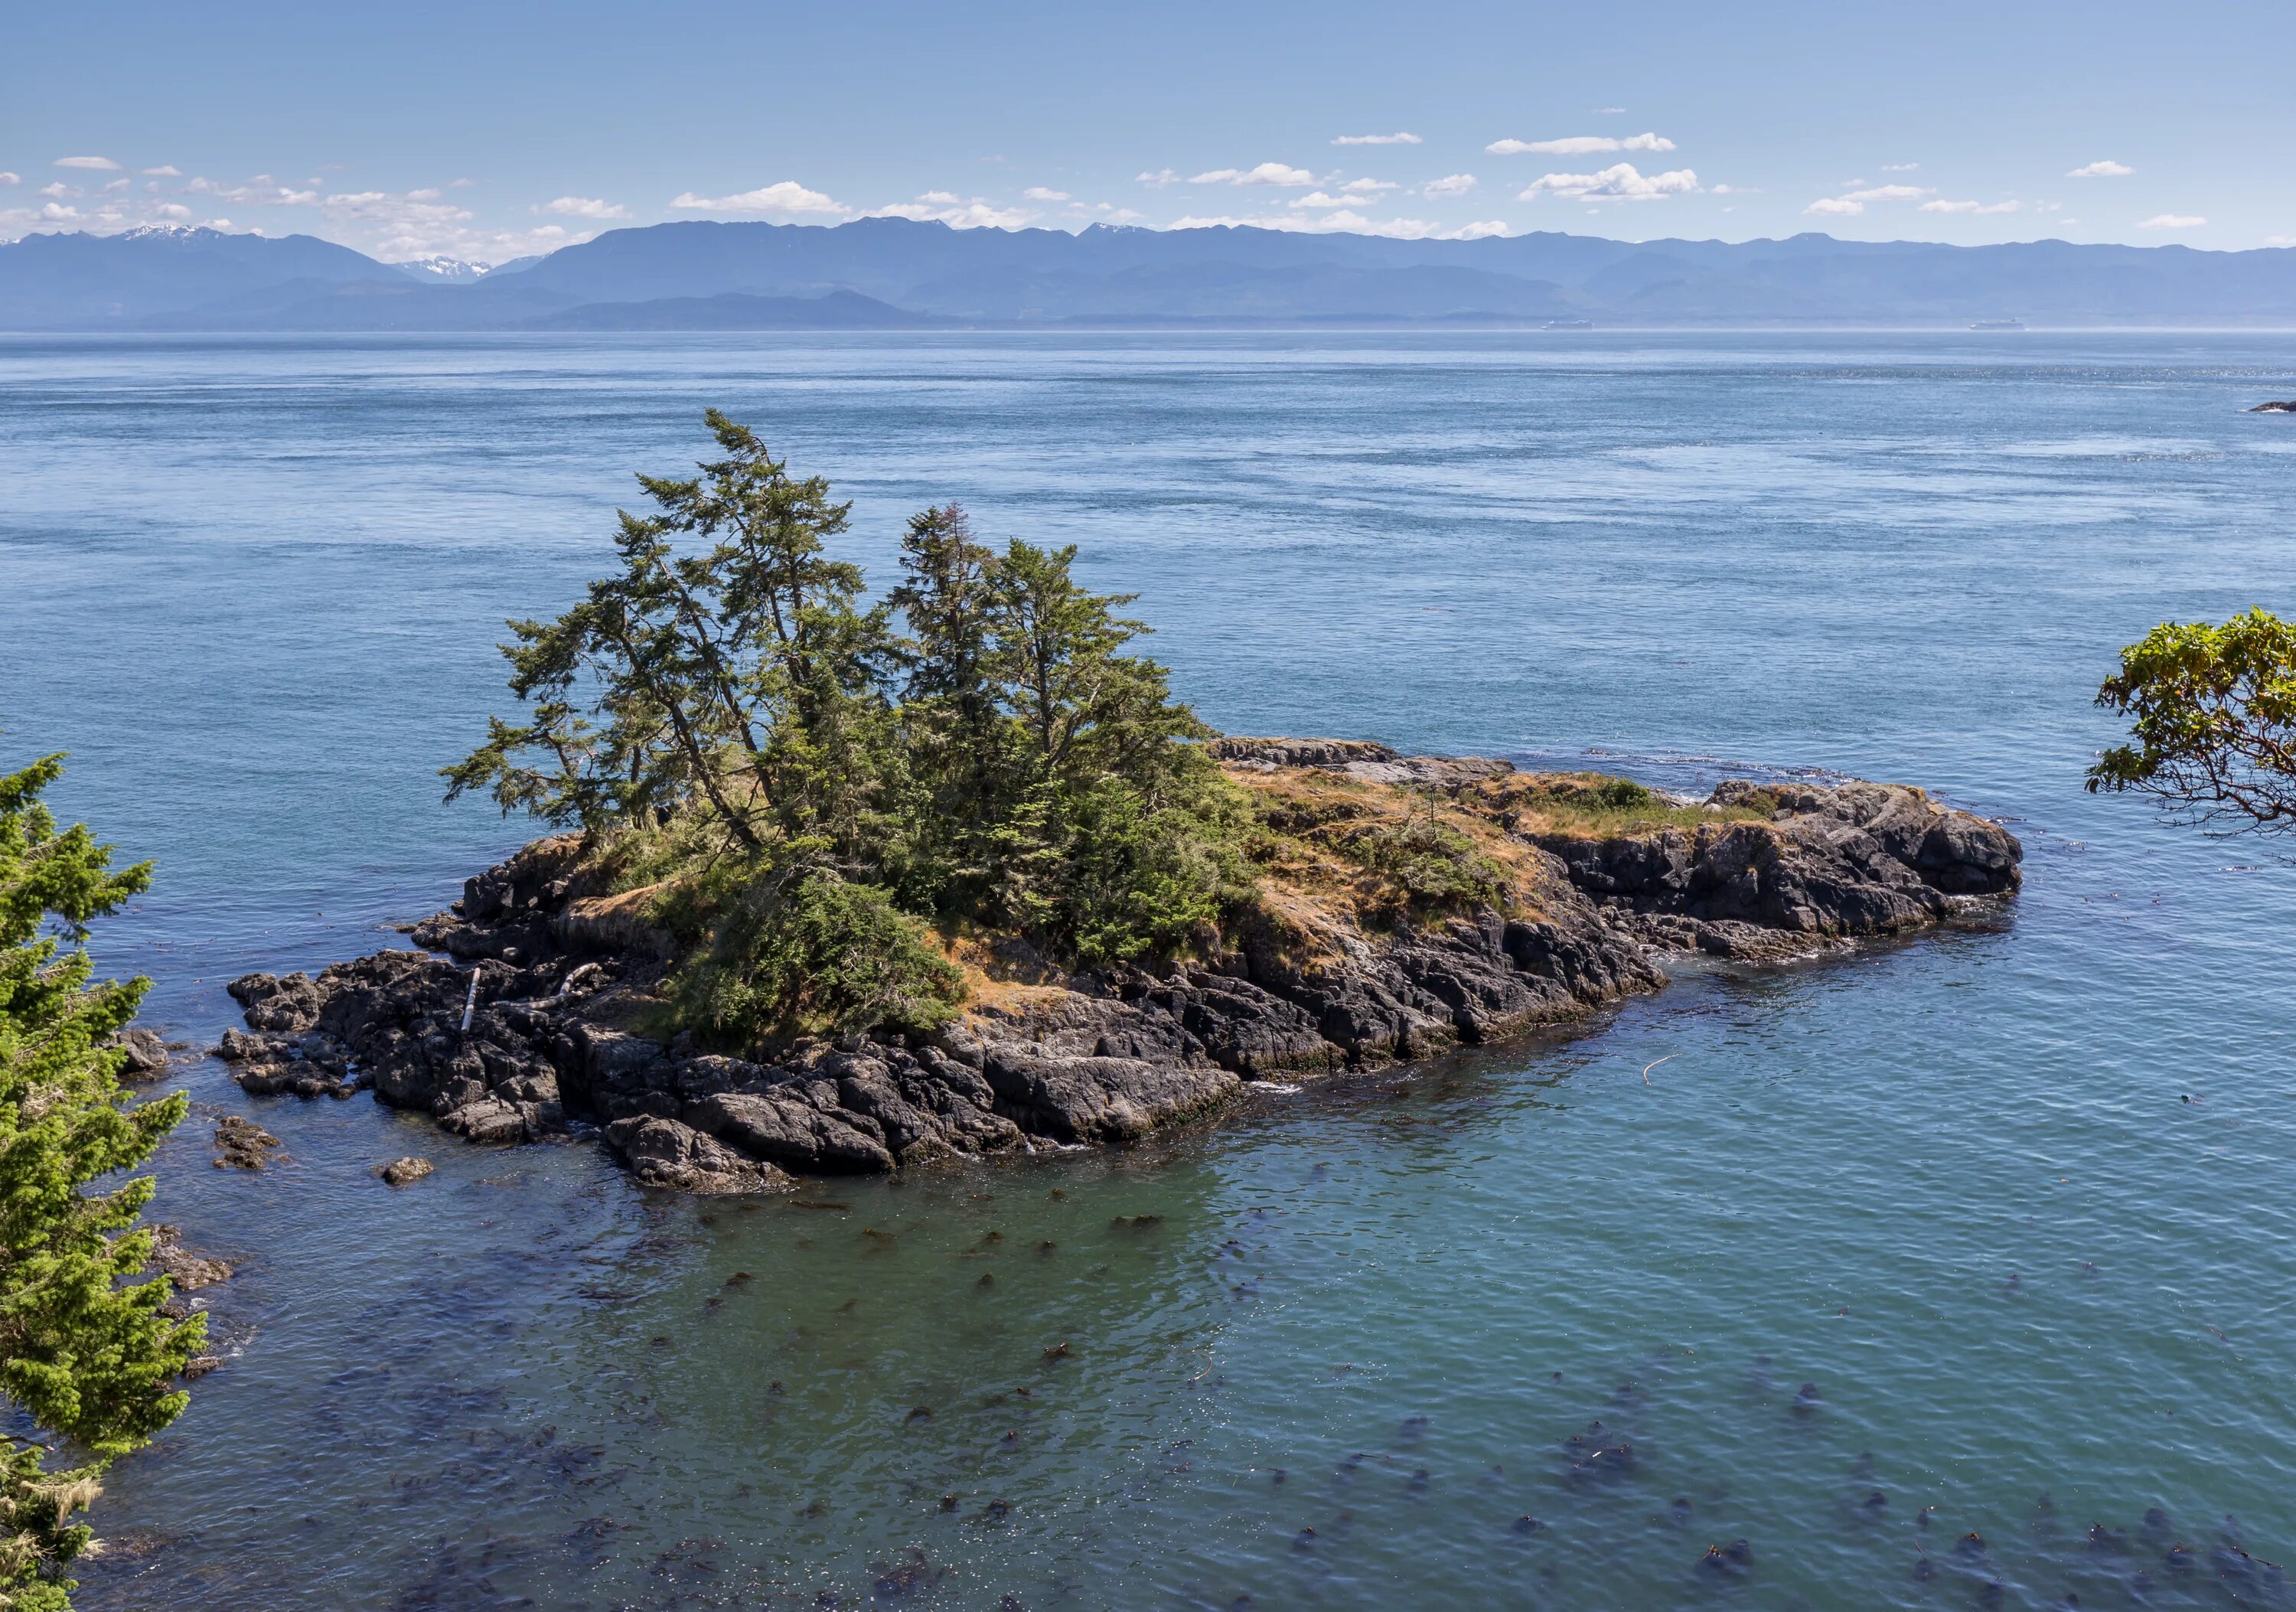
{"left": 5, "top": 0, "right": 2291, "bottom": 263}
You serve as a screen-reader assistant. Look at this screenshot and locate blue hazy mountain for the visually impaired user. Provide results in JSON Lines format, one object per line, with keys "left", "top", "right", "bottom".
{"left": 5, "top": 217, "right": 2295, "bottom": 328}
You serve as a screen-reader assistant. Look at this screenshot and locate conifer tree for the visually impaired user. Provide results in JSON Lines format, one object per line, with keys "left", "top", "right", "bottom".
{"left": 0, "top": 755, "right": 201, "bottom": 1610}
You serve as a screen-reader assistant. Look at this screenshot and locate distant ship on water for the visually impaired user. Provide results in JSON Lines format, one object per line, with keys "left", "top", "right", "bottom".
{"left": 1970, "top": 318, "right": 2027, "bottom": 331}
{"left": 1541, "top": 317, "right": 1594, "bottom": 331}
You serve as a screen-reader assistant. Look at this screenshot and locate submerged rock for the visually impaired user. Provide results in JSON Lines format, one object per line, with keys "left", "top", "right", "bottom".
{"left": 148, "top": 1225, "right": 233, "bottom": 1290}
{"left": 380, "top": 1157, "right": 435, "bottom": 1186}
{"left": 212, "top": 1115, "right": 282, "bottom": 1171}
{"left": 219, "top": 750, "right": 2020, "bottom": 1191}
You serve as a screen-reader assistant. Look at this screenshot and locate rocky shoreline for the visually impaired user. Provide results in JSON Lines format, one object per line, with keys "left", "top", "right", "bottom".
{"left": 214, "top": 742, "right": 2021, "bottom": 1193}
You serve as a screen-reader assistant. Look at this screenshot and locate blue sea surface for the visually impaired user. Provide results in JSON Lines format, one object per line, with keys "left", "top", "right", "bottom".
{"left": 5, "top": 330, "right": 2296, "bottom": 1609}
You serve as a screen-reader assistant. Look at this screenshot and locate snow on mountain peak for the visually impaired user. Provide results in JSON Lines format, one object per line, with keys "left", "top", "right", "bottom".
{"left": 393, "top": 256, "right": 492, "bottom": 282}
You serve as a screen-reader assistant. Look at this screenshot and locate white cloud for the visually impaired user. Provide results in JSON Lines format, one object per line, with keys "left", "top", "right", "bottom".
{"left": 0, "top": 172, "right": 16, "bottom": 186}
{"left": 2138, "top": 214, "right": 2205, "bottom": 230}
{"left": 1490, "top": 135, "right": 1608, "bottom": 155}
{"left": 1068, "top": 201, "right": 1144, "bottom": 223}
{"left": 1489, "top": 132, "right": 1673, "bottom": 157}
{"left": 1710, "top": 183, "right": 1758, "bottom": 194}
{"left": 1189, "top": 162, "right": 1316, "bottom": 187}
{"left": 1805, "top": 196, "right": 1864, "bottom": 216}
{"left": 2267, "top": 234, "right": 2295, "bottom": 248}
{"left": 1340, "top": 177, "right": 1397, "bottom": 194}
{"left": 539, "top": 196, "right": 630, "bottom": 220}
{"left": 670, "top": 181, "right": 849, "bottom": 217}
{"left": 1332, "top": 132, "right": 1422, "bottom": 145}
{"left": 1596, "top": 106, "right": 1626, "bottom": 115}
{"left": 1171, "top": 209, "right": 1507, "bottom": 241}
{"left": 1920, "top": 198, "right": 2020, "bottom": 214}
{"left": 1289, "top": 191, "right": 1360, "bottom": 210}
{"left": 1519, "top": 163, "right": 1698, "bottom": 201}
{"left": 155, "top": 202, "right": 191, "bottom": 220}
{"left": 102, "top": 178, "right": 129, "bottom": 193}
{"left": 1136, "top": 168, "right": 1181, "bottom": 188}
{"left": 868, "top": 195, "right": 1037, "bottom": 229}
{"left": 40, "top": 203, "right": 80, "bottom": 221}
{"left": 1421, "top": 173, "right": 1477, "bottom": 197}
{"left": 1843, "top": 184, "right": 1929, "bottom": 202}
{"left": 182, "top": 176, "right": 319, "bottom": 206}
{"left": 54, "top": 155, "right": 119, "bottom": 171}
{"left": 38, "top": 182, "right": 77, "bottom": 200}
{"left": 142, "top": 165, "right": 181, "bottom": 178}
{"left": 2067, "top": 160, "right": 2134, "bottom": 178}
{"left": 1022, "top": 186, "right": 1071, "bottom": 201}
{"left": 1882, "top": 162, "right": 1919, "bottom": 172}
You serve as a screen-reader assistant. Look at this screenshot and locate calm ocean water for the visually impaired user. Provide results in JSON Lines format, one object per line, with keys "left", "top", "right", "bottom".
{"left": 5, "top": 330, "right": 2296, "bottom": 1610}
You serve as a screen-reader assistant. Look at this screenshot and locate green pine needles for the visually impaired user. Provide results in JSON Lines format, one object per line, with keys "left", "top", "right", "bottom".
{"left": 448, "top": 412, "right": 1250, "bottom": 1043}
{"left": 0, "top": 755, "right": 201, "bottom": 1610}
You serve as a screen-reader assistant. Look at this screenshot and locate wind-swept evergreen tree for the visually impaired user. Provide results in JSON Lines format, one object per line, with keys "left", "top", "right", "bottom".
{"left": 0, "top": 755, "right": 201, "bottom": 1610}
{"left": 450, "top": 413, "right": 1246, "bottom": 1040}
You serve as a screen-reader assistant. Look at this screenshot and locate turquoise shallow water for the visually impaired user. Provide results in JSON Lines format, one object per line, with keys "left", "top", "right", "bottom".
{"left": 5, "top": 330, "right": 2296, "bottom": 1608}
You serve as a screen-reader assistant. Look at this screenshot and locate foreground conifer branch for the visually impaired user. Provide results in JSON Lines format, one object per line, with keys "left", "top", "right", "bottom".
{"left": 0, "top": 757, "right": 201, "bottom": 1610}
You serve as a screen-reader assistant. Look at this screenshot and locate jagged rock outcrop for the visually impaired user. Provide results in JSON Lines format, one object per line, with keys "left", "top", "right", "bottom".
{"left": 215, "top": 746, "right": 2019, "bottom": 1191}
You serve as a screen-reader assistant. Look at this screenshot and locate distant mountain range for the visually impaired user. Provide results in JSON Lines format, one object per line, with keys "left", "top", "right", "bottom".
{"left": 5, "top": 219, "right": 2296, "bottom": 331}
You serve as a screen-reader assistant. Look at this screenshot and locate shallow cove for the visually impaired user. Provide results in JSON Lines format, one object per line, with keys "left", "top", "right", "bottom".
{"left": 4, "top": 329, "right": 2295, "bottom": 1608}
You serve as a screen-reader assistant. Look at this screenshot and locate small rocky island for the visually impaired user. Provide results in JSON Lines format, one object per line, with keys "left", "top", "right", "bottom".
{"left": 217, "top": 739, "right": 2020, "bottom": 1193}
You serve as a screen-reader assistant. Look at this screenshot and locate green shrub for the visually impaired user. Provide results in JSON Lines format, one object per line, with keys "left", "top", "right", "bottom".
{"left": 1003, "top": 774, "right": 1251, "bottom": 970}
{"left": 666, "top": 865, "right": 964, "bottom": 1043}
{"left": 1587, "top": 776, "right": 1658, "bottom": 810}
{"left": 1348, "top": 817, "right": 1510, "bottom": 914}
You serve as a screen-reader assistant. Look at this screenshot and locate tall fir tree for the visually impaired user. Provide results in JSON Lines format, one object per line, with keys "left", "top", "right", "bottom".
{"left": 0, "top": 755, "right": 201, "bottom": 1610}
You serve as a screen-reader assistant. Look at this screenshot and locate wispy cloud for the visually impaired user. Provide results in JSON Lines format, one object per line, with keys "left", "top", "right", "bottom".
{"left": 2067, "top": 160, "right": 2134, "bottom": 178}
{"left": 670, "top": 181, "right": 848, "bottom": 217}
{"left": 1171, "top": 209, "right": 1506, "bottom": 240}
{"left": 1022, "top": 186, "right": 1070, "bottom": 201}
{"left": 1882, "top": 162, "right": 1919, "bottom": 172}
{"left": 1136, "top": 168, "right": 1181, "bottom": 188}
{"left": 537, "top": 196, "right": 629, "bottom": 219}
{"left": 1519, "top": 163, "right": 1698, "bottom": 201}
{"left": 1489, "top": 132, "right": 1674, "bottom": 157}
{"left": 868, "top": 194, "right": 1037, "bottom": 229}
{"left": 1805, "top": 196, "right": 1864, "bottom": 216}
{"left": 1921, "top": 198, "right": 2019, "bottom": 214}
{"left": 1420, "top": 173, "right": 1477, "bottom": 197}
{"left": 142, "top": 165, "right": 181, "bottom": 178}
{"left": 54, "top": 155, "right": 120, "bottom": 171}
{"left": 186, "top": 175, "right": 319, "bottom": 205}
{"left": 1188, "top": 162, "right": 1316, "bottom": 187}
{"left": 2138, "top": 213, "right": 2204, "bottom": 230}
{"left": 0, "top": 172, "right": 18, "bottom": 187}
{"left": 1332, "top": 132, "right": 1422, "bottom": 146}
{"left": 1842, "top": 184, "right": 1929, "bottom": 203}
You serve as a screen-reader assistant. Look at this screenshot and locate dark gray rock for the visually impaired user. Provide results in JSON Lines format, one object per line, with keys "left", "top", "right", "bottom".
{"left": 113, "top": 1028, "right": 171, "bottom": 1081}
{"left": 605, "top": 1115, "right": 791, "bottom": 1194}
{"left": 218, "top": 756, "right": 2018, "bottom": 1191}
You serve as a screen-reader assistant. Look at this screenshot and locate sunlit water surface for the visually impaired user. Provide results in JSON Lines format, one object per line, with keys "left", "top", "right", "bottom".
{"left": 5, "top": 330, "right": 2296, "bottom": 1609}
